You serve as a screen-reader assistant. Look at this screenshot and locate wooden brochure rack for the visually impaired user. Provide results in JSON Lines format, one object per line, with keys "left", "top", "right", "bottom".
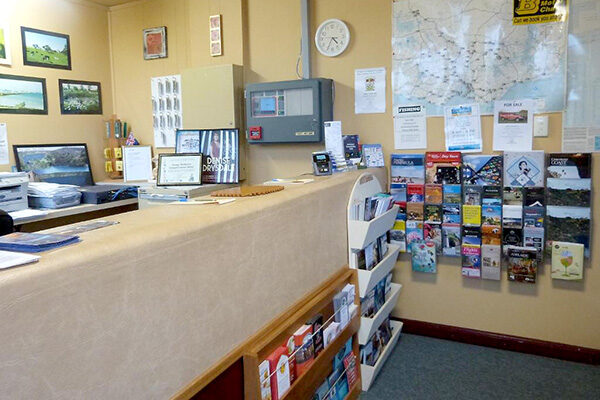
{"left": 243, "top": 268, "right": 361, "bottom": 400}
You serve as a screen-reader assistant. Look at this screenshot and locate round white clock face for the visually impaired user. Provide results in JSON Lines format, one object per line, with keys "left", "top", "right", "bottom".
{"left": 315, "top": 19, "right": 350, "bottom": 57}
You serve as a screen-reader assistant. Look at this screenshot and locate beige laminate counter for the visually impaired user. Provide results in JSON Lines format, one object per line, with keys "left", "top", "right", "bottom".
{"left": 0, "top": 169, "right": 386, "bottom": 399}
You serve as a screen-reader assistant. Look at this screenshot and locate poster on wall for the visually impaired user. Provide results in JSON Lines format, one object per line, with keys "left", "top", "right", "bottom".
{"left": 393, "top": 105, "right": 427, "bottom": 149}
{"left": 513, "top": 0, "right": 569, "bottom": 25}
{"left": 354, "top": 67, "right": 386, "bottom": 114}
{"left": 151, "top": 74, "right": 182, "bottom": 148}
{"left": 443, "top": 104, "right": 482, "bottom": 152}
{"left": 492, "top": 99, "right": 535, "bottom": 151}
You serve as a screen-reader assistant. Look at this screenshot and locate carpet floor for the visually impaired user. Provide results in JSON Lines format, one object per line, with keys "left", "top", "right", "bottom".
{"left": 360, "top": 333, "right": 600, "bottom": 400}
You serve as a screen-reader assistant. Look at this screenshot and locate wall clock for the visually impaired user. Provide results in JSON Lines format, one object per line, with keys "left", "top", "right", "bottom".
{"left": 315, "top": 19, "right": 350, "bottom": 57}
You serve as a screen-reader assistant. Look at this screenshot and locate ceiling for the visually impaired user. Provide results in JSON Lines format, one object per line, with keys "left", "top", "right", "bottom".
{"left": 89, "top": 0, "right": 139, "bottom": 6}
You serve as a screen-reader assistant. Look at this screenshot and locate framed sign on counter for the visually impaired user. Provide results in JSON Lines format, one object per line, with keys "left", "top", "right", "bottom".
{"left": 157, "top": 153, "right": 202, "bottom": 186}
{"left": 122, "top": 145, "right": 152, "bottom": 182}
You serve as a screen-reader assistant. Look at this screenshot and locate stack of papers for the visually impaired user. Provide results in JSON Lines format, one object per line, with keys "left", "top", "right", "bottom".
{"left": 28, "top": 182, "right": 80, "bottom": 197}
{"left": 0, "top": 250, "right": 40, "bottom": 270}
{"left": 0, "top": 232, "right": 80, "bottom": 253}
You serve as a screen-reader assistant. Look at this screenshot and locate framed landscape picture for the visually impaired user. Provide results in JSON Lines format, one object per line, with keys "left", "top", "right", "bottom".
{"left": 21, "top": 27, "right": 71, "bottom": 70}
{"left": 143, "top": 26, "right": 167, "bottom": 60}
{"left": 0, "top": 22, "right": 11, "bottom": 65}
{"left": 0, "top": 74, "right": 47, "bottom": 114}
{"left": 59, "top": 79, "right": 102, "bottom": 115}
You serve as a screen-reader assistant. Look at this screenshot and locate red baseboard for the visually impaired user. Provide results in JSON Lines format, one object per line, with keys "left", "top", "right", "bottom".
{"left": 397, "top": 317, "right": 600, "bottom": 365}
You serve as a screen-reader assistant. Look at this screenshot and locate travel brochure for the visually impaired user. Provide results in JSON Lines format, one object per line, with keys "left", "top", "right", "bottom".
{"left": 386, "top": 151, "right": 593, "bottom": 281}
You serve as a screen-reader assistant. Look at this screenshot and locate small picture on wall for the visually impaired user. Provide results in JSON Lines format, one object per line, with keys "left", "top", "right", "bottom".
{"left": 59, "top": 79, "right": 102, "bottom": 115}
{"left": 143, "top": 26, "right": 167, "bottom": 60}
{"left": 0, "top": 22, "right": 12, "bottom": 65}
{"left": 21, "top": 27, "right": 71, "bottom": 70}
{"left": 0, "top": 73, "right": 47, "bottom": 114}
{"left": 209, "top": 14, "right": 222, "bottom": 57}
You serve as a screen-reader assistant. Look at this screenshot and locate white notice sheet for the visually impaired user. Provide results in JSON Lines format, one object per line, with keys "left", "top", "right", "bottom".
{"left": 493, "top": 99, "right": 535, "bottom": 151}
{"left": 393, "top": 105, "right": 427, "bottom": 149}
{"left": 324, "top": 121, "right": 344, "bottom": 158}
{"left": 0, "top": 123, "right": 8, "bottom": 165}
{"left": 444, "top": 104, "right": 482, "bottom": 152}
{"left": 355, "top": 67, "right": 386, "bottom": 114}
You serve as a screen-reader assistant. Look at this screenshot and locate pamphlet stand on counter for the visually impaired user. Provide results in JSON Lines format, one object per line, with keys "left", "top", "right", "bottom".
{"left": 347, "top": 172, "right": 403, "bottom": 391}
{"left": 243, "top": 268, "right": 361, "bottom": 400}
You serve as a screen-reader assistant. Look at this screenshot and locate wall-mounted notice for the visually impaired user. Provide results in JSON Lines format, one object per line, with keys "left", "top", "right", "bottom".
{"left": 354, "top": 67, "right": 386, "bottom": 114}
{"left": 562, "top": 127, "right": 600, "bottom": 153}
{"left": 151, "top": 74, "right": 183, "bottom": 148}
{"left": 444, "top": 104, "right": 482, "bottom": 153}
{"left": 493, "top": 99, "right": 534, "bottom": 151}
{"left": 393, "top": 105, "right": 427, "bottom": 149}
{"left": 0, "top": 123, "right": 8, "bottom": 165}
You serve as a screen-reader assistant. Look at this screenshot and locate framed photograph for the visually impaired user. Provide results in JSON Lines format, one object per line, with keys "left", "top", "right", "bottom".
{"left": 122, "top": 145, "right": 153, "bottom": 182}
{"left": 0, "top": 74, "right": 47, "bottom": 114}
{"left": 175, "top": 129, "right": 201, "bottom": 153}
{"left": 21, "top": 27, "right": 71, "bottom": 70}
{"left": 209, "top": 15, "right": 222, "bottom": 57}
{"left": 157, "top": 153, "right": 202, "bottom": 186}
{"left": 0, "top": 22, "right": 11, "bottom": 65}
{"left": 143, "top": 26, "right": 167, "bottom": 60}
{"left": 59, "top": 79, "right": 102, "bottom": 115}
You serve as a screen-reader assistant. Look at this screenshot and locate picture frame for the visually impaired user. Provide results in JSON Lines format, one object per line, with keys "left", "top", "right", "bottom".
{"left": 157, "top": 153, "right": 203, "bottom": 186}
{"left": 0, "top": 73, "right": 47, "bottom": 114}
{"left": 21, "top": 27, "right": 71, "bottom": 70}
{"left": 0, "top": 22, "right": 12, "bottom": 65}
{"left": 122, "top": 145, "right": 153, "bottom": 182}
{"left": 59, "top": 79, "right": 103, "bottom": 115}
{"left": 209, "top": 15, "right": 222, "bottom": 57}
{"left": 175, "top": 129, "right": 201, "bottom": 153}
{"left": 143, "top": 26, "right": 167, "bottom": 60}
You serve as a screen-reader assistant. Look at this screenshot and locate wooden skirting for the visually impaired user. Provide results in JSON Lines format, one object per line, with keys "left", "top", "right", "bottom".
{"left": 397, "top": 318, "right": 600, "bottom": 365}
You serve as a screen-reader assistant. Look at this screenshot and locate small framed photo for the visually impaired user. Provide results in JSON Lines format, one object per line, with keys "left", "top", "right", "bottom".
{"left": 122, "top": 145, "right": 153, "bottom": 182}
{"left": 209, "top": 15, "right": 221, "bottom": 29}
{"left": 0, "top": 22, "right": 12, "bottom": 65}
{"left": 157, "top": 153, "right": 203, "bottom": 186}
{"left": 21, "top": 27, "right": 71, "bottom": 70}
{"left": 0, "top": 73, "right": 47, "bottom": 114}
{"left": 59, "top": 79, "right": 102, "bottom": 114}
{"left": 143, "top": 26, "right": 167, "bottom": 60}
{"left": 211, "top": 41, "right": 222, "bottom": 57}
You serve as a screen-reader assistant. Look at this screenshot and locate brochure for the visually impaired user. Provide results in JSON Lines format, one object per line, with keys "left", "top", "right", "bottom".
{"left": 551, "top": 241, "right": 584, "bottom": 280}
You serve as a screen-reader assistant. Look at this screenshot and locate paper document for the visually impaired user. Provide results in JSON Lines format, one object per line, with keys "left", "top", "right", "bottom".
{"left": 0, "top": 250, "right": 40, "bottom": 270}
{"left": 393, "top": 105, "right": 427, "bottom": 149}
{"left": 562, "top": 127, "right": 600, "bottom": 152}
{"left": 171, "top": 198, "right": 236, "bottom": 205}
{"left": 0, "top": 123, "right": 8, "bottom": 165}
{"left": 444, "top": 104, "right": 482, "bottom": 152}
{"left": 492, "top": 99, "right": 534, "bottom": 151}
{"left": 263, "top": 178, "right": 314, "bottom": 185}
{"left": 354, "top": 67, "right": 386, "bottom": 114}
{"left": 324, "top": 121, "right": 344, "bottom": 158}
{"left": 123, "top": 146, "right": 153, "bottom": 182}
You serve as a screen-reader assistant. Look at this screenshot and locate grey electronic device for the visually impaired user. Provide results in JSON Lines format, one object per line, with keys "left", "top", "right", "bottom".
{"left": 245, "top": 78, "right": 334, "bottom": 144}
{"left": 312, "top": 152, "right": 332, "bottom": 176}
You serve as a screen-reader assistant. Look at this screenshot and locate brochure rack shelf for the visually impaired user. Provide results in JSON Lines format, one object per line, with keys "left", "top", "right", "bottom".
{"left": 358, "top": 283, "right": 402, "bottom": 345}
{"left": 243, "top": 268, "right": 361, "bottom": 400}
{"left": 347, "top": 172, "right": 402, "bottom": 392}
{"left": 355, "top": 244, "right": 401, "bottom": 298}
{"left": 348, "top": 205, "right": 399, "bottom": 250}
{"left": 360, "top": 320, "right": 403, "bottom": 391}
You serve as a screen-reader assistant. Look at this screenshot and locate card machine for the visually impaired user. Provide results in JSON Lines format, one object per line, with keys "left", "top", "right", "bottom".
{"left": 312, "top": 152, "right": 332, "bottom": 176}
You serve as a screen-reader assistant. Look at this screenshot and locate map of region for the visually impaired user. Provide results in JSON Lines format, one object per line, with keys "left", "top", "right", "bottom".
{"left": 392, "top": 0, "right": 568, "bottom": 116}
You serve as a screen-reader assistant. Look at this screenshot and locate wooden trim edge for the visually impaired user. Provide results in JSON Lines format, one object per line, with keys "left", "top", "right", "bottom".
{"left": 396, "top": 317, "right": 600, "bottom": 365}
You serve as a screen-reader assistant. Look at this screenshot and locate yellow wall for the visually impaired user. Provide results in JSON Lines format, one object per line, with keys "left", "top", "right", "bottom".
{"left": 108, "top": 0, "right": 599, "bottom": 349}
{"left": 0, "top": 0, "right": 113, "bottom": 180}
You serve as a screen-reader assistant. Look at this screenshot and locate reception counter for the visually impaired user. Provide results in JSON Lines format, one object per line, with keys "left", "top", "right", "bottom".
{"left": 0, "top": 169, "right": 386, "bottom": 399}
